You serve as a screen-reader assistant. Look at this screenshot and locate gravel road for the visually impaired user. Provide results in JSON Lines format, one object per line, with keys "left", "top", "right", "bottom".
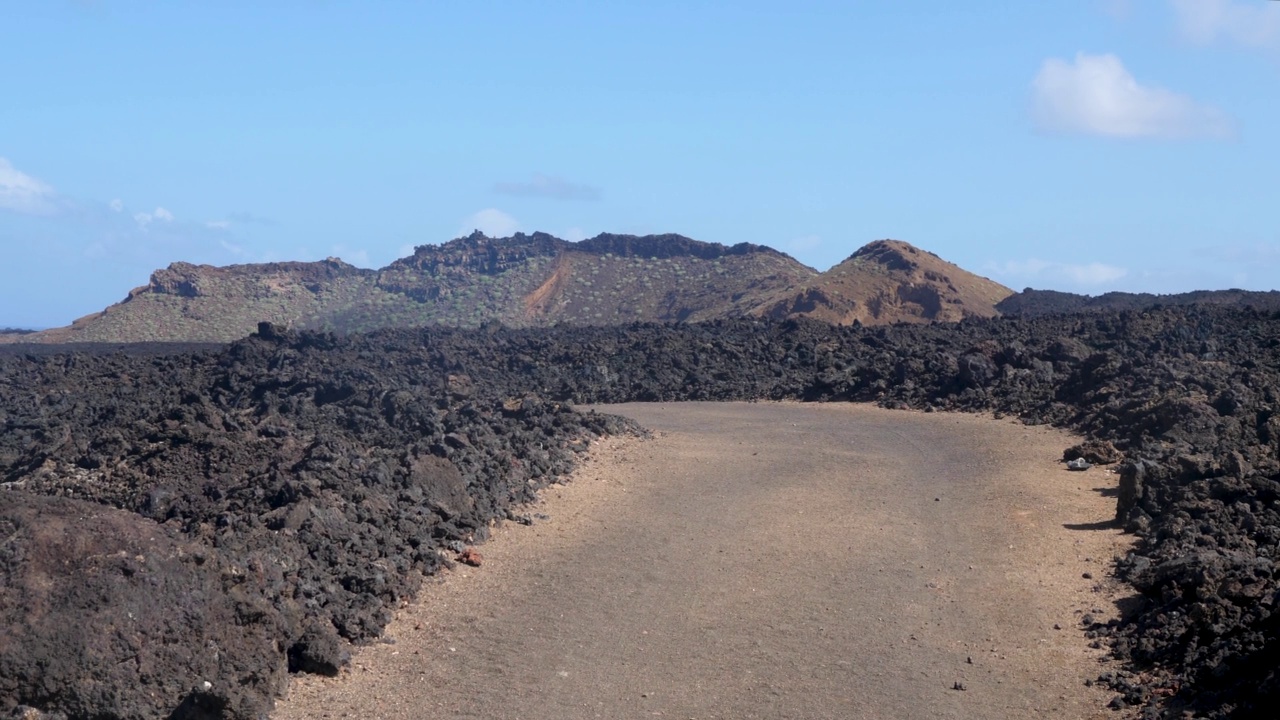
{"left": 274, "top": 402, "right": 1132, "bottom": 719}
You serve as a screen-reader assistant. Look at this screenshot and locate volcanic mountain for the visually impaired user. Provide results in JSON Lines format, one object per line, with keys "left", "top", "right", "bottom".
{"left": 10, "top": 233, "right": 1014, "bottom": 344}
{"left": 748, "top": 240, "right": 1013, "bottom": 325}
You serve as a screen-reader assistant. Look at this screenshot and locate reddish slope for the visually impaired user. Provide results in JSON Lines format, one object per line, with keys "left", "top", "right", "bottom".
{"left": 750, "top": 239, "right": 1013, "bottom": 325}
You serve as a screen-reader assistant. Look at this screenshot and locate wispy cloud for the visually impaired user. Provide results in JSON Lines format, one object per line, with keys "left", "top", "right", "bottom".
{"left": 996, "top": 259, "right": 1052, "bottom": 276}
{"left": 0, "top": 157, "right": 60, "bottom": 215}
{"left": 0, "top": 162, "right": 266, "bottom": 271}
{"left": 82, "top": 199, "right": 259, "bottom": 266}
{"left": 79, "top": 224, "right": 242, "bottom": 267}
{"left": 201, "top": 211, "right": 274, "bottom": 232}
{"left": 990, "top": 258, "right": 1129, "bottom": 287}
{"left": 494, "top": 173, "right": 601, "bottom": 201}
{"left": 1062, "top": 262, "right": 1130, "bottom": 285}
{"left": 1196, "top": 241, "right": 1280, "bottom": 266}
{"left": 462, "top": 208, "right": 520, "bottom": 237}
{"left": 1031, "top": 52, "right": 1234, "bottom": 139}
{"left": 1171, "top": 0, "right": 1280, "bottom": 49}
{"left": 133, "top": 206, "right": 175, "bottom": 228}
{"left": 785, "top": 234, "right": 822, "bottom": 254}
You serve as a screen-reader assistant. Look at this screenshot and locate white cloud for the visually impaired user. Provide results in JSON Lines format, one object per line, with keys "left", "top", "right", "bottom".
{"left": 134, "top": 206, "right": 175, "bottom": 228}
{"left": 990, "top": 258, "right": 1128, "bottom": 287}
{"left": 562, "top": 227, "right": 587, "bottom": 242}
{"left": 1171, "top": 0, "right": 1280, "bottom": 48}
{"left": 1031, "top": 53, "right": 1234, "bottom": 139}
{"left": 398, "top": 243, "right": 417, "bottom": 258}
{"left": 205, "top": 220, "right": 231, "bottom": 230}
{"left": 0, "top": 157, "right": 59, "bottom": 215}
{"left": 462, "top": 208, "right": 520, "bottom": 237}
{"left": 494, "top": 173, "right": 600, "bottom": 201}
{"left": 109, "top": 198, "right": 124, "bottom": 212}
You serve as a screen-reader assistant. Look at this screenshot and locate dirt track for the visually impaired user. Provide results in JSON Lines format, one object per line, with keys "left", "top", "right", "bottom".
{"left": 275, "top": 402, "right": 1132, "bottom": 719}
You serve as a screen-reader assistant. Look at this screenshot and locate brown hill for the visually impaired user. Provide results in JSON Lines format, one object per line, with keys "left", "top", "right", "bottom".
{"left": 24, "top": 258, "right": 379, "bottom": 344}
{"left": 748, "top": 240, "right": 1013, "bottom": 325}
{"left": 14, "top": 233, "right": 816, "bottom": 343}
{"left": 371, "top": 232, "right": 815, "bottom": 328}
{"left": 7, "top": 235, "right": 1013, "bottom": 344}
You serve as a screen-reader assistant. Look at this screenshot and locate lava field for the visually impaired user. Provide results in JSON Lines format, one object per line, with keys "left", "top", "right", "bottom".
{"left": 2, "top": 306, "right": 1279, "bottom": 719}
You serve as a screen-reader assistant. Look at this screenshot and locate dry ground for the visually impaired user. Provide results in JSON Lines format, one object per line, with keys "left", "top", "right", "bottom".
{"left": 274, "top": 402, "right": 1133, "bottom": 719}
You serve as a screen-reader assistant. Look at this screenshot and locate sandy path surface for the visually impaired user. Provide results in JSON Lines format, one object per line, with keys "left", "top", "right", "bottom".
{"left": 274, "top": 402, "right": 1132, "bottom": 719}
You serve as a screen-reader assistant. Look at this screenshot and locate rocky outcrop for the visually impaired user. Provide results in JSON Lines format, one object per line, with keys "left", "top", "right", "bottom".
{"left": 142, "top": 262, "right": 204, "bottom": 298}
{"left": 387, "top": 232, "right": 565, "bottom": 279}
{"left": 576, "top": 233, "right": 788, "bottom": 261}
{"left": 139, "top": 258, "right": 370, "bottom": 300}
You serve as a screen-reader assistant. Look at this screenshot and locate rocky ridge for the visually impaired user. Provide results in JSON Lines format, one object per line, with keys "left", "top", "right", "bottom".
{"left": 996, "top": 287, "right": 1280, "bottom": 316}
{"left": 6, "top": 233, "right": 1014, "bottom": 344}
{"left": 9, "top": 233, "right": 1277, "bottom": 348}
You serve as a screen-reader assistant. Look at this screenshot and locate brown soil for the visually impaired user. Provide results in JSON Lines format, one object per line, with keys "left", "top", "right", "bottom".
{"left": 273, "top": 402, "right": 1132, "bottom": 719}
{"left": 522, "top": 253, "right": 571, "bottom": 319}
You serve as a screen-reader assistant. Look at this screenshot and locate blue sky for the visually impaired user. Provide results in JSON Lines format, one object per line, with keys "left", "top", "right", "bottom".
{"left": 2, "top": 1, "right": 1278, "bottom": 328}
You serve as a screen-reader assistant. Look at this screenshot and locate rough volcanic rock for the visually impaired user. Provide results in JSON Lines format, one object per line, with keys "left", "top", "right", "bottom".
{"left": 998, "top": 287, "right": 1280, "bottom": 316}
{"left": 575, "top": 232, "right": 785, "bottom": 261}
{"left": 1064, "top": 440, "right": 1123, "bottom": 465}
{"left": 2, "top": 306, "right": 1280, "bottom": 718}
{"left": 143, "top": 258, "right": 370, "bottom": 300}
{"left": 0, "top": 325, "right": 642, "bottom": 718}
{"left": 0, "top": 493, "right": 286, "bottom": 720}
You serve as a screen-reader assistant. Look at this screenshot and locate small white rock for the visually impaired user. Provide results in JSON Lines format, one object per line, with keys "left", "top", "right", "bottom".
{"left": 202, "top": 680, "right": 213, "bottom": 691}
